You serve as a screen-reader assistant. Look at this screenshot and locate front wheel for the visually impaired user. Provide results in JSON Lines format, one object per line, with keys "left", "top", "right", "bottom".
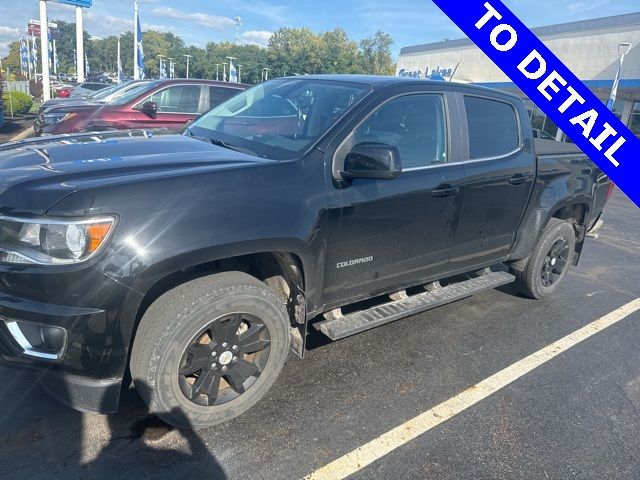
{"left": 513, "top": 218, "right": 576, "bottom": 299}
{"left": 130, "top": 272, "right": 290, "bottom": 429}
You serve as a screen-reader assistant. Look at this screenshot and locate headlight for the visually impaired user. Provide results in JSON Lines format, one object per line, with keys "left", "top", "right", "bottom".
{"left": 0, "top": 216, "right": 115, "bottom": 265}
{"left": 43, "top": 112, "right": 76, "bottom": 125}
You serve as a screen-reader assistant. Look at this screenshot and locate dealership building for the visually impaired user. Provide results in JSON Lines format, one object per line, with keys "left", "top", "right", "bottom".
{"left": 397, "top": 12, "right": 640, "bottom": 140}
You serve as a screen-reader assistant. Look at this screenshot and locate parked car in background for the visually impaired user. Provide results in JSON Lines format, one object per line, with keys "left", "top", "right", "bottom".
{"left": 69, "top": 82, "right": 111, "bottom": 98}
{"left": 39, "top": 79, "right": 248, "bottom": 135}
{"left": 56, "top": 86, "right": 73, "bottom": 98}
{"left": 35, "top": 81, "right": 151, "bottom": 135}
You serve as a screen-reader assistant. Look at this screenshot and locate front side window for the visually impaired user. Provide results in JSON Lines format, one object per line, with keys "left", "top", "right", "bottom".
{"left": 352, "top": 94, "right": 448, "bottom": 168}
{"left": 189, "top": 79, "right": 370, "bottom": 159}
{"left": 464, "top": 96, "right": 520, "bottom": 159}
{"left": 147, "top": 85, "right": 202, "bottom": 114}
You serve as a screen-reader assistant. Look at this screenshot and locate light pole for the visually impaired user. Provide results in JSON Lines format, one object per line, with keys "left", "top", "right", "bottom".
{"left": 263, "top": 67, "right": 271, "bottom": 81}
{"left": 238, "top": 65, "right": 243, "bottom": 84}
{"left": 158, "top": 54, "right": 165, "bottom": 79}
{"left": 234, "top": 17, "right": 242, "bottom": 43}
{"left": 168, "top": 57, "right": 174, "bottom": 78}
{"left": 183, "top": 54, "right": 192, "bottom": 78}
{"left": 607, "top": 42, "right": 632, "bottom": 111}
{"left": 215, "top": 63, "right": 220, "bottom": 81}
{"left": 222, "top": 63, "right": 228, "bottom": 82}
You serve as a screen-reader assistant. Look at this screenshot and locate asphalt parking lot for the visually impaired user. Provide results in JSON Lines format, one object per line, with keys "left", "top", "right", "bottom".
{"left": 0, "top": 189, "right": 638, "bottom": 480}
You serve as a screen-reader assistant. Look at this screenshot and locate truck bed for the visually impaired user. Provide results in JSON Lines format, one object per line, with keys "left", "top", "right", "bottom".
{"left": 534, "top": 139, "right": 582, "bottom": 156}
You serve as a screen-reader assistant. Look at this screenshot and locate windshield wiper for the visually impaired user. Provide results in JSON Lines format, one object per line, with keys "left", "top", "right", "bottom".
{"left": 185, "top": 128, "right": 259, "bottom": 157}
{"left": 206, "top": 137, "right": 258, "bottom": 156}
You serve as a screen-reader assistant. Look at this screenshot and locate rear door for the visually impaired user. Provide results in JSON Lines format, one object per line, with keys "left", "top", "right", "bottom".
{"left": 449, "top": 93, "right": 536, "bottom": 272}
{"left": 323, "top": 88, "right": 466, "bottom": 307}
{"left": 128, "top": 84, "right": 204, "bottom": 129}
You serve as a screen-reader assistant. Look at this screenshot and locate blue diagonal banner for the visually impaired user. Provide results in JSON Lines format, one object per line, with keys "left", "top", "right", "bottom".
{"left": 432, "top": 0, "right": 640, "bottom": 208}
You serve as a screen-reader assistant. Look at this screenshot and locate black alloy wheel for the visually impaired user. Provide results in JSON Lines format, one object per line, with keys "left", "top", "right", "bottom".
{"left": 540, "top": 237, "right": 570, "bottom": 287}
{"left": 178, "top": 312, "right": 271, "bottom": 406}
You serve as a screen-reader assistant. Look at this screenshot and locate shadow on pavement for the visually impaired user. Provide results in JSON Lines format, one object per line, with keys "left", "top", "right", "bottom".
{"left": 0, "top": 368, "right": 227, "bottom": 480}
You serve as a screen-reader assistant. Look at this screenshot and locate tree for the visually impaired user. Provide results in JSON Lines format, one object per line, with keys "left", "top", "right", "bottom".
{"left": 359, "top": 31, "right": 395, "bottom": 76}
{"left": 1, "top": 20, "right": 397, "bottom": 84}
{"left": 2, "top": 41, "right": 22, "bottom": 77}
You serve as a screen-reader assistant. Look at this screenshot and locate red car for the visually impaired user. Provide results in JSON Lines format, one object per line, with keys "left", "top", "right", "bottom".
{"left": 56, "top": 86, "right": 72, "bottom": 98}
{"left": 41, "top": 79, "right": 247, "bottom": 135}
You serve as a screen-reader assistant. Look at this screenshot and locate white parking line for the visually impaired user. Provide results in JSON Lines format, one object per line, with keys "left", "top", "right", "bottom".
{"left": 305, "top": 298, "right": 640, "bottom": 480}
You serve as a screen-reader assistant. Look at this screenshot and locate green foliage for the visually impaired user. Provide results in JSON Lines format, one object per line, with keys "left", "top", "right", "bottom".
{"left": 359, "top": 31, "right": 395, "bottom": 76}
{"left": 0, "top": 19, "right": 397, "bottom": 84}
{"left": 0, "top": 71, "right": 4, "bottom": 116}
{"left": 2, "top": 91, "right": 33, "bottom": 115}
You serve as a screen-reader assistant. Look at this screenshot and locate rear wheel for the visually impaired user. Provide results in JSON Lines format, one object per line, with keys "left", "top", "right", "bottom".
{"left": 513, "top": 218, "right": 576, "bottom": 299}
{"left": 130, "top": 272, "right": 290, "bottom": 429}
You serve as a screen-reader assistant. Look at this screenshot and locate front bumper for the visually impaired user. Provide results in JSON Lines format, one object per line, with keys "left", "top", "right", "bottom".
{"left": 0, "top": 266, "right": 144, "bottom": 413}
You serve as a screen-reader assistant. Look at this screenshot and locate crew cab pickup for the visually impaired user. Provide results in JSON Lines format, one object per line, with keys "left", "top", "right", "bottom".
{"left": 0, "top": 75, "right": 613, "bottom": 429}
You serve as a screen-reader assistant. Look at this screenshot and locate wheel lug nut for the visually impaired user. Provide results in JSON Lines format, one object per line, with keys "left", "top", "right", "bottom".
{"left": 222, "top": 342, "right": 228, "bottom": 348}
{"left": 232, "top": 356, "right": 237, "bottom": 362}
{"left": 211, "top": 351, "right": 217, "bottom": 357}
{"left": 232, "top": 345, "right": 238, "bottom": 351}
{"left": 211, "top": 363, "right": 217, "bottom": 368}
{"left": 221, "top": 366, "right": 228, "bottom": 372}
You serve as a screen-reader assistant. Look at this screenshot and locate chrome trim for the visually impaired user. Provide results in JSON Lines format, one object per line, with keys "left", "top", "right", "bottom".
{"left": 461, "top": 146, "right": 524, "bottom": 164}
{"left": 5, "top": 321, "right": 65, "bottom": 360}
{"left": 403, "top": 160, "right": 465, "bottom": 172}
{"left": 0, "top": 215, "right": 115, "bottom": 226}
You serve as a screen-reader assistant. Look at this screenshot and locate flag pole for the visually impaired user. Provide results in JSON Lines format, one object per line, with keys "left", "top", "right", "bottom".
{"left": 133, "top": 0, "right": 139, "bottom": 80}
{"left": 606, "top": 43, "right": 632, "bottom": 111}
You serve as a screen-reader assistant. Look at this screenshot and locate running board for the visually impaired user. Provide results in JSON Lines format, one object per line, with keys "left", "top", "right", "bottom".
{"left": 314, "top": 271, "right": 515, "bottom": 340}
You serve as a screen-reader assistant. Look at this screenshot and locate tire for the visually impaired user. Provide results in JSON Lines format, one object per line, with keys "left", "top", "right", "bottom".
{"left": 130, "top": 271, "right": 290, "bottom": 429}
{"left": 513, "top": 218, "right": 576, "bottom": 299}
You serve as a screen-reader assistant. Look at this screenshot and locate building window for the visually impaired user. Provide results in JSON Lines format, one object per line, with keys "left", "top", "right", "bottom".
{"left": 628, "top": 101, "right": 640, "bottom": 139}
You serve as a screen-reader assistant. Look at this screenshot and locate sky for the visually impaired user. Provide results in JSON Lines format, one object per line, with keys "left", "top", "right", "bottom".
{"left": 0, "top": 0, "right": 639, "bottom": 59}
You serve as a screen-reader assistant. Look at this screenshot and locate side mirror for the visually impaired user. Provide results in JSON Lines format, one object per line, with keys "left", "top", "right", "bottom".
{"left": 140, "top": 101, "right": 158, "bottom": 119}
{"left": 342, "top": 143, "right": 402, "bottom": 180}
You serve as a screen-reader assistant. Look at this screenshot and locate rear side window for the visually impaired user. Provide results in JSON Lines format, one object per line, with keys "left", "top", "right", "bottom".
{"left": 464, "top": 96, "right": 519, "bottom": 159}
{"left": 209, "top": 87, "right": 242, "bottom": 109}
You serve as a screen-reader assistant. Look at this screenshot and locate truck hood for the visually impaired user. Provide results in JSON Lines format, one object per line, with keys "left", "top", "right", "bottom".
{"left": 0, "top": 131, "right": 275, "bottom": 215}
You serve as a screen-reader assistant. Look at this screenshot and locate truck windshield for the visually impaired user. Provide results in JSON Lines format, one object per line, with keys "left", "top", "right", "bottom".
{"left": 188, "top": 79, "right": 371, "bottom": 160}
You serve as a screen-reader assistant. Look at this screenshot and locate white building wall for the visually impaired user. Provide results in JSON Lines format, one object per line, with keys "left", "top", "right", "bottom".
{"left": 397, "top": 24, "right": 640, "bottom": 84}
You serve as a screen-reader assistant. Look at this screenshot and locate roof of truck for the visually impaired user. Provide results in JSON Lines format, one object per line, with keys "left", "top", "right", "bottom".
{"left": 289, "top": 74, "right": 522, "bottom": 100}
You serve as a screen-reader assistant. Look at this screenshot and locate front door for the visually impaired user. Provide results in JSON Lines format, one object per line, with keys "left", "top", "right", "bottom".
{"left": 323, "top": 92, "right": 465, "bottom": 308}
{"left": 129, "top": 84, "right": 204, "bottom": 130}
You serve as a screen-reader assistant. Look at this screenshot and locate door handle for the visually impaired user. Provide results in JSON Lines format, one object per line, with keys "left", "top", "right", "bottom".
{"left": 432, "top": 184, "right": 460, "bottom": 198}
{"left": 508, "top": 174, "right": 532, "bottom": 186}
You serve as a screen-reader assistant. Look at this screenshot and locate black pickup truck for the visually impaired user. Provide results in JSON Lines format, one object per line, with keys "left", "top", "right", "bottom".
{"left": 0, "top": 75, "right": 612, "bottom": 428}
